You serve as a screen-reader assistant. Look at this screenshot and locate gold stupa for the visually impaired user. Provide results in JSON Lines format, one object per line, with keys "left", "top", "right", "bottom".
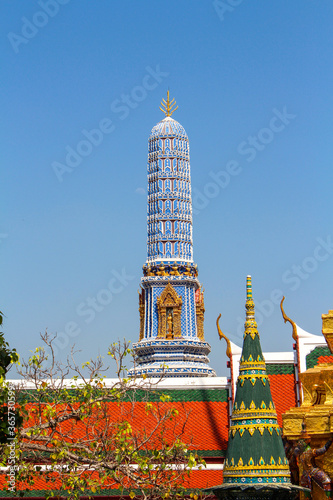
{"left": 282, "top": 306, "right": 333, "bottom": 500}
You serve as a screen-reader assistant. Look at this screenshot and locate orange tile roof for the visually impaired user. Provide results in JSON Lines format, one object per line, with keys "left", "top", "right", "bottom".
{"left": 268, "top": 374, "right": 297, "bottom": 426}
{"left": 181, "top": 401, "right": 229, "bottom": 452}
{"left": 0, "top": 468, "right": 224, "bottom": 495}
{"left": 0, "top": 398, "right": 228, "bottom": 496}
{"left": 1, "top": 376, "right": 299, "bottom": 496}
{"left": 21, "top": 399, "right": 229, "bottom": 454}
{"left": 318, "top": 355, "right": 333, "bottom": 364}
{"left": 183, "top": 468, "right": 223, "bottom": 489}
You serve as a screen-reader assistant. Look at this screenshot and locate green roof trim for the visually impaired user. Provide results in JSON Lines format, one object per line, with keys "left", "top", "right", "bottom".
{"left": 16, "top": 388, "right": 229, "bottom": 404}
{"left": 130, "top": 388, "right": 229, "bottom": 403}
{"left": 266, "top": 363, "right": 294, "bottom": 375}
{"left": 306, "top": 345, "right": 331, "bottom": 369}
{"left": 196, "top": 449, "right": 226, "bottom": 457}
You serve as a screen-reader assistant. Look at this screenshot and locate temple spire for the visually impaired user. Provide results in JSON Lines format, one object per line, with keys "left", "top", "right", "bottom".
{"left": 129, "top": 96, "right": 215, "bottom": 378}
{"left": 159, "top": 90, "right": 178, "bottom": 117}
{"left": 222, "top": 275, "right": 291, "bottom": 486}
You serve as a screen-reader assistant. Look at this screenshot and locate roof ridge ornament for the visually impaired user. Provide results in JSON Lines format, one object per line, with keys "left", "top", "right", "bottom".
{"left": 280, "top": 296, "right": 298, "bottom": 341}
{"left": 217, "top": 313, "right": 232, "bottom": 359}
{"left": 159, "top": 90, "right": 178, "bottom": 117}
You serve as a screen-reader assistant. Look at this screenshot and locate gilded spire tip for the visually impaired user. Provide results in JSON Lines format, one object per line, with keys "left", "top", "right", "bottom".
{"left": 159, "top": 90, "right": 178, "bottom": 117}
{"left": 244, "top": 276, "right": 259, "bottom": 339}
{"left": 246, "top": 275, "right": 252, "bottom": 301}
{"left": 245, "top": 275, "right": 256, "bottom": 322}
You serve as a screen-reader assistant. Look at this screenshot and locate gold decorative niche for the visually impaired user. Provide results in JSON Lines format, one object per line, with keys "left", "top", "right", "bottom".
{"left": 138, "top": 288, "right": 145, "bottom": 341}
{"left": 195, "top": 287, "right": 205, "bottom": 341}
{"left": 156, "top": 283, "right": 182, "bottom": 339}
{"left": 282, "top": 305, "right": 333, "bottom": 500}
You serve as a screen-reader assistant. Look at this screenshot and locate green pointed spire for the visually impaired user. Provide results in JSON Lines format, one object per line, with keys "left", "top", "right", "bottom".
{"left": 223, "top": 276, "right": 291, "bottom": 485}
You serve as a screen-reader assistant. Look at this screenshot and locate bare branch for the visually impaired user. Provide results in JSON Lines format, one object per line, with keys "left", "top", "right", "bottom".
{"left": 2, "top": 333, "right": 205, "bottom": 500}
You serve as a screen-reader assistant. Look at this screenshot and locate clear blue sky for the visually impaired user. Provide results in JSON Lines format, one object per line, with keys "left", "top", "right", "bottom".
{"left": 2, "top": 1, "right": 333, "bottom": 377}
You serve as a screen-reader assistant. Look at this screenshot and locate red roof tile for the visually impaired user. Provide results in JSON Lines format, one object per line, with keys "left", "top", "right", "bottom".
{"left": 0, "top": 399, "right": 228, "bottom": 495}
{"left": 268, "top": 374, "right": 297, "bottom": 426}
{"left": 318, "top": 355, "right": 333, "bottom": 364}
{"left": 183, "top": 469, "right": 223, "bottom": 489}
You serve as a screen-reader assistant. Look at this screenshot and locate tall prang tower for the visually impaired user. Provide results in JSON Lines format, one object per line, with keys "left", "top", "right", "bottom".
{"left": 129, "top": 92, "right": 216, "bottom": 377}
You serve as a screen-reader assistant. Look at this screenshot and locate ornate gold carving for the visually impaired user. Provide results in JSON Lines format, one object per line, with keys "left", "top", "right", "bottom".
{"left": 157, "top": 283, "right": 182, "bottom": 339}
{"left": 280, "top": 296, "right": 298, "bottom": 340}
{"left": 230, "top": 422, "right": 281, "bottom": 438}
{"left": 239, "top": 360, "right": 266, "bottom": 370}
{"left": 156, "top": 264, "right": 168, "bottom": 276}
{"left": 146, "top": 264, "right": 154, "bottom": 277}
{"left": 302, "top": 383, "right": 314, "bottom": 407}
{"left": 195, "top": 288, "right": 205, "bottom": 341}
{"left": 170, "top": 266, "right": 180, "bottom": 276}
{"left": 322, "top": 309, "right": 333, "bottom": 354}
{"left": 238, "top": 374, "right": 268, "bottom": 386}
{"left": 159, "top": 90, "right": 178, "bottom": 117}
{"left": 311, "top": 384, "right": 326, "bottom": 406}
{"left": 224, "top": 462, "right": 289, "bottom": 474}
{"left": 166, "top": 312, "right": 174, "bottom": 339}
{"left": 282, "top": 415, "right": 304, "bottom": 437}
{"left": 216, "top": 313, "right": 231, "bottom": 359}
{"left": 184, "top": 266, "right": 192, "bottom": 276}
{"left": 305, "top": 414, "right": 330, "bottom": 433}
{"left": 244, "top": 277, "right": 259, "bottom": 340}
{"left": 138, "top": 288, "right": 145, "bottom": 341}
{"left": 233, "top": 404, "right": 276, "bottom": 418}
{"left": 324, "top": 380, "right": 333, "bottom": 406}
{"left": 282, "top": 329, "right": 333, "bottom": 494}
{"left": 300, "top": 365, "right": 333, "bottom": 407}
{"left": 143, "top": 263, "right": 198, "bottom": 278}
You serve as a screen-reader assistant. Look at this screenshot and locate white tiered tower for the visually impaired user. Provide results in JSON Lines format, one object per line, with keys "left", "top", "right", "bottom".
{"left": 129, "top": 93, "right": 215, "bottom": 377}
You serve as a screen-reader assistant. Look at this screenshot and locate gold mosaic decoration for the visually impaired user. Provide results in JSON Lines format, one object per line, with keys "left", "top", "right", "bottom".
{"left": 195, "top": 287, "right": 205, "bottom": 341}
{"left": 156, "top": 283, "right": 182, "bottom": 339}
{"left": 138, "top": 287, "right": 145, "bottom": 341}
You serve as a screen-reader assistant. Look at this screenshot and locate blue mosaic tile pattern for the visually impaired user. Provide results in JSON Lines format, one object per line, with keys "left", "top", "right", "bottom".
{"left": 146, "top": 116, "right": 193, "bottom": 262}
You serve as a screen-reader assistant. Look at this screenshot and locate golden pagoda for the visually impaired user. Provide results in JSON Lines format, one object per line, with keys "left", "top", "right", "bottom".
{"left": 282, "top": 305, "right": 333, "bottom": 500}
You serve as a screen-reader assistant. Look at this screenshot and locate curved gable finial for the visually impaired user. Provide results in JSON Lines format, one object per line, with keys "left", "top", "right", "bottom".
{"left": 217, "top": 313, "right": 232, "bottom": 360}
{"left": 280, "top": 296, "right": 298, "bottom": 341}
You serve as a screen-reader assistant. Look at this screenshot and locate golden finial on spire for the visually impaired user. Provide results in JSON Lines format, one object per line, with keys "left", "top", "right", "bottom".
{"left": 159, "top": 90, "right": 178, "bottom": 117}
{"left": 245, "top": 275, "right": 255, "bottom": 317}
{"left": 245, "top": 275, "right": 258, "bottom": 340}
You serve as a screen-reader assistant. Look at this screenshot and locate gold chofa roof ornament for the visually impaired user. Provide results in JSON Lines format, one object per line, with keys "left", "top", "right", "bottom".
{"left": 160, "top": 90, "right": 178, "bottom": 117}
